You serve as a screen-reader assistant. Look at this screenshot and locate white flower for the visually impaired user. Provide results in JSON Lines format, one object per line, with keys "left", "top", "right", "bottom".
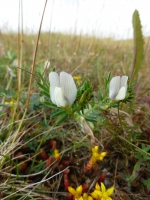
{"left": 49, "top": 71, "right": 77, "bottom": 107}
{"left": 109, "top": 76, "right": 128, "bottom": 100}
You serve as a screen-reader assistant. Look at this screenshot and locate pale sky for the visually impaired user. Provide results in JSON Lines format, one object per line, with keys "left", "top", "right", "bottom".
{"left": 0, "top": 0, "right": 150, "bottom": 39}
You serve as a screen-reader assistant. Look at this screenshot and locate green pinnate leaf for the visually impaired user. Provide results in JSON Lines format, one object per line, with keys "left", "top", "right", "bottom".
{"left": 51, "top": 110, "right": 67, "bottom": 118}
{"left": 43, "top": 101, "right": 57, "bottom": 109}
{"left": 37, "top": 81, "right": 49, "bottom": 93}
{"left": 55, "top": 113, "right": 68, "bottom": 125}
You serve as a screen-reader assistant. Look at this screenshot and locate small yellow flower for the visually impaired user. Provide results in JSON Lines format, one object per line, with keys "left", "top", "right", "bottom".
{"left": 54, "top": 149, "right": 60, "bottom": 160}
{"left": 85, "top": 146, "right": 107, "bottom": 172}
{"left": 68, "top": 185, "right": 83, "bottom": 199}
{"left": 92, "top": 146, "right": 107, "bottom": 161}
{"left": 4, "top": 100, "right": 16, "bottom": 106}
{"left": 74, "top": 76, "right": 82, "bottom": 85}
{"left": 93, "top": 182, "right": 114, "bottom": 200}
{"left": 4, "top": 100, "right": 17, "bottom": 112}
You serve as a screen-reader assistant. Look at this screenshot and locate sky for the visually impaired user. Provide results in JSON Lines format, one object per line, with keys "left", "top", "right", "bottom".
{"left": 0, "top": 0, "right": 150, "bottom": 40}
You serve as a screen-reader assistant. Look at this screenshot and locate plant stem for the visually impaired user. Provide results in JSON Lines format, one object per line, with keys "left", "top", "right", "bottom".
{"left": 117, "top": 102, "right": 123, "bottom": 130}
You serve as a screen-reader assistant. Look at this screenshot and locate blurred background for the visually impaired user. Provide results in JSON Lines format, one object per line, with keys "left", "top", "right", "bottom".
{"left": 0, "top": 0, "right": 150, "bottom": 40}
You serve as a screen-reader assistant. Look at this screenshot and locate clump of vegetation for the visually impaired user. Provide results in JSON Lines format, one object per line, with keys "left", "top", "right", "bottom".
{"left": 0, "top": 9, "right": 150, "bottom": 200}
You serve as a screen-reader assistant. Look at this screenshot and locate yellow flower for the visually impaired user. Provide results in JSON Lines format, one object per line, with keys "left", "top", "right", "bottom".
{"left": 85, "top": 147, "right": 107, "bottom": 172}
{"left": 68, "top": 185, "right": 83, "bottom": 199}
{"left": 92, "top": 182, "right": 114, "bottom": 200}
{"left": 92, "top": 146, "right": 107, "bottom": 161}
{"left": 78, "top": 193, "right": 93, "bottom": 200}
{"left": 54, "top": 149, "right": 60, "bottom": 160}
{"left": 4, "top": 100, "right": 17, "bottom": 112}
{"left": 4, "top": 100, "right": 16, "bottom": 106}
{"left": 74, "top": 76, "right": 82, "bottom": 85}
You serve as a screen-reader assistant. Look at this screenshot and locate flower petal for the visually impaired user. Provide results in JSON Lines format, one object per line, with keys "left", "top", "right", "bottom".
{"left": 95, "top": 182, "right": 101, "bottom": 190}
{"left": 120, "top": 76, "right": 128, "bottom": 96}
{"left": 94, "top": 190, "right": 102, "bottom": 197}
{"left": 76, "top": 185, "right": 83, "bottom": 196}
{"left": 54, "top": 87, "right": 68, "bottom": 107}
{"left": 88, "top": 196, "right": 94, "bottom": 200}
{"left": 101, "top": 182, "right": 106, "bottom": 193}
{"left": 68, "top": 186, "right": 76, "bottom": 196}
{"left": 109, "top": 76, "right": 121, "bottom": 100}
{"left": 91, "top": 191, "right": 99, "bottom": 199}
{"left": 115, "top": 86, "right": 126, "bottom": 100}
{"left": 106, "top": 197, "right": 112, "bottom": 200}
{"left": 60, "top": 71, "right": 77, "bottom": 105}
{"left": 106, "top": 186, "right": 114, "bottom": 196}
{"left": 120, "top": 76, "right": 128, "bottom": 88}
{"left": 92, "top": 146, "right": 98, "bottom": 153}
{"left": 49, "top": 72, "right": 60, "bottom": 104}
{"left": 99, "top": 152, "right": 107, "bottom": 160}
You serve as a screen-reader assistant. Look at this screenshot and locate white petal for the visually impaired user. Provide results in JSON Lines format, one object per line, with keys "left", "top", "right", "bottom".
{"left": 121, "top": 76, "right": 128, "bottom": 91}
{"left": 60, "top": 71, "right": 77, "bottom": 105}
{"left": 109, "top": 76, "right": 121, "bottom": 100}
{"left": 54, "top": 87, "right": 68, "bottom": 107}
{"left": 115, "top": 86, "right": 126, "bottom": 100}
{"left": 49, "top": 72, "right": 60, "bottom": 104}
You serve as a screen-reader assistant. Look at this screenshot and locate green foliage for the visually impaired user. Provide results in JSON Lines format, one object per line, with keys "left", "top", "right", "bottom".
{"left": 0, "top": 50, "right": 17, "bottom": 64}
{"left": 123, "top": 81, "right": 135, "bottom": 103}
{"left": 96, "top": 72, "right": 111, "bottom": 106}
{"left": 0, "top": 88, "right": 15, "bottom": 98}
{"left": 122, "top": 144, "right": 150, "bottom": 190}
{"left": 36, "top": 71, "right": 50, "bottom": 99}
{"left": 103, "top": 72, "right": 111, "bottom": 97}
{"left": 77, "top": 80, "right": 93, "bottom": 105}
{"left": 119, "top": 161, "right": 141, "bottom": 189}
{"left": 85, "top": 110, "right": 100, "bottom": 123}
{"left": 37, "top": 71, "right": 49, "bottom": 87}
{"left": 54, "top": 113, "right": 68, "bottom": 125}
{"left": 142, "top": 178, "right": 150, "bottom": 192}
{"left": 51, "top": 110, "right": 67, "bottom": 118}
{"left": 30, "top": 160, "right": 44, "bottom": 173}
{"left": 131, "top": 10, "right": 144, "bottom": 80}
{"left": 24, "top": 135, "right": 39, "bottom": 152}
{"left": 43, "top": 101, "right": 57, "bottom": 108}
{"left": 37, "top": 81, "right": 49, "bottom": 94}
{"left": 128, "top": 161, "right": 141, "bottom": 183}
{"left": 135, "top": 143, "right": 150, "bottom": 162}
{"left": 29, "top": 93, "right": 40, "bottom": 110}
{"left": 119, "top": 144, "right": 150, "bottom": 190}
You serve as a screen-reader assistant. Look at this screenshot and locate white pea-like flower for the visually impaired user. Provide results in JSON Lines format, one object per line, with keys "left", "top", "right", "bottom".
{"left": 49, "top": 71, "right": 77, "bottom": 107}
{"left": 109, "top": 76, "right": 128, "bottom": 100}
